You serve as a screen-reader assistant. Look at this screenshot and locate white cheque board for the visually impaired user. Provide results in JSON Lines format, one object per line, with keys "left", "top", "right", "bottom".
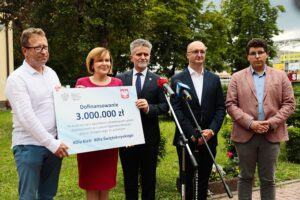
{"left": 53, "top": 86, "right": 144, "bottom": 154}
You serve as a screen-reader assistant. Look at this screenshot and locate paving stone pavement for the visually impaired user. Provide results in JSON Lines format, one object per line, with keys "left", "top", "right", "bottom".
{"left": 211, "top": 179, "right": 300, "bottom": 200}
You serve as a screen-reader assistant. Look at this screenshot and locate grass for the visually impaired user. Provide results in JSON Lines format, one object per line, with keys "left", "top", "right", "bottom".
{"left": 0, "top": 111, "right": 299, "bottom": 199}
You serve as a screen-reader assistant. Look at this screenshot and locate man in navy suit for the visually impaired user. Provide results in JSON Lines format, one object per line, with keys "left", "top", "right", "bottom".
{"left": 171, "top": 41, "right": 226, "bottom": 200}
{"left": 117, "top": 39, "right": 169, "bottom": 200}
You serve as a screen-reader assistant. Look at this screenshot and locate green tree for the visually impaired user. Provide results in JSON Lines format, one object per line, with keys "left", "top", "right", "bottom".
{"left": 0, "top": 0, "right": 39, "bottom": 66}
{"left": 146, "top": 0, "right": 207, "bottom": 76}
{"left": 1, "top": 0, "right": 230, "bottom": 80}
{"left": 0, "top": 0, "right": 150, "bottom": 83}
{"left": 195, "top": 3, "right": 230, "bottom": 73}
{"left": 146, "top": 0, "right": 229, "bottom": 76}
{"left": 221, "top": 0, "right": 285, "bottom": 72}
{"left": 43, "top": 0, "right": 152, "bottom": 81}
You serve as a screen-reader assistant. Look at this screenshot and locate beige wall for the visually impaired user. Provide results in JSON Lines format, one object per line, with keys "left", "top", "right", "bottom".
{"left": 0, "top": 22, "right": 14, "bottom": 105}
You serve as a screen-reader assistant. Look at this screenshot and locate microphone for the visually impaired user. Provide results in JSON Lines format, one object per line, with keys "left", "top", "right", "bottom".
{"left": 175, "top": 80, "right": 192, "bottom": 100}
{"left": 157, "top": 77, "right": 175, "bottom": 96}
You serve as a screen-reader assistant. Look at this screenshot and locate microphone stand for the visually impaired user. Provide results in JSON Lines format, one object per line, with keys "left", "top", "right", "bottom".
{"left": 162, "top": 92, "right": 198, "bottom": 200}
{"left": 183, "top": 97, "right": 233, "bottom": 199}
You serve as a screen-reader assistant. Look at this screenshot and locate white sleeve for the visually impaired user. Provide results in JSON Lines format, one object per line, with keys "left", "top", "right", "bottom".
{"left": 5, "top": 75, "right": 61, "bottom": 153}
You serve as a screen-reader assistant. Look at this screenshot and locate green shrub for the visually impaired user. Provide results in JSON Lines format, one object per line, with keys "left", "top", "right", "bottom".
{"left": 219, "top": 116, "right": 239, "bottom": 178}
{"left": 286, "top": 127, "right": 300, "bottom": 163}
{"left": 287, "top": 84, "right": 300, "bottom": 126}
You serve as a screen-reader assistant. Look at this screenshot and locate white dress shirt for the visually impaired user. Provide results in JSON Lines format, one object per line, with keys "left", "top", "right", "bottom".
{"left": 188, "top": 66, "right": 204, "bottom": 105}
{"left": 132, "top": 68, "right": 150, "bottom": 113}
{"left": 5, "top": 60, "right": 61, "bottom": 153}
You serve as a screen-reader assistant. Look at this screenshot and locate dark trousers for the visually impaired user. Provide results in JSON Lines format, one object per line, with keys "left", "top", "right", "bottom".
{"left": 120, "top": 144, "right": 159, "bottom": 200}
{"left": 177, "top": 144, "right": 216, "bottom": 200}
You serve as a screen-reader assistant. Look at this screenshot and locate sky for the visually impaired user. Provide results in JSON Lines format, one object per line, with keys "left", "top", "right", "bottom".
{"left": 211, "top": 0, "right": 300, "bottom": 41}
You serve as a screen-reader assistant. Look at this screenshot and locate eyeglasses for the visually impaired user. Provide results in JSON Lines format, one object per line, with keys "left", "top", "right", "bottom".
{"left": 136, "top": 53, "right": 149, "bottom": 57}
{"left": 188, "top": 50, "right": 206, "bottom": 55}
{"left": 248, "top": 51, "right": 265, "bottom": 57}
{"left": 25, "top": 45, "right": 48, "bottom": 53}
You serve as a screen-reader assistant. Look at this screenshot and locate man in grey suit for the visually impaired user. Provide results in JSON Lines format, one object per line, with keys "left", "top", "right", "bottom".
{"left": 117, "top": 39, "right": 169, "bottom": 200}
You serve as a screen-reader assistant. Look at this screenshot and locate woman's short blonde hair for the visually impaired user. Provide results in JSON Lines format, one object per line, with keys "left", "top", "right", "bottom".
{"left": 86, "top": 47, "right": 113, "bottom": 74}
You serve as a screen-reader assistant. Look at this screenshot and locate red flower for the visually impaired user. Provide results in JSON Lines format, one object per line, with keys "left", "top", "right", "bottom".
{"left": 227, "top": 151, "right": 234, "bottom": 157}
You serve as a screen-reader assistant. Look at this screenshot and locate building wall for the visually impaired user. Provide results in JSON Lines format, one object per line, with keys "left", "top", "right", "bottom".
{"left": 274, "top": 38, "right": 300, "bottom": 73}
{"left": 0, "top": 23, "right": 14, "bottom": 107}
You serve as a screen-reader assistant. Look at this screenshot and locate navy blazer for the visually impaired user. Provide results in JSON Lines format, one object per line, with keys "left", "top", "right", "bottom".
{"left": 170, "top": 68, "right": 226, "bottom": 147}
{"left": 117, "top": 70, "right": 169, "bottom": 145}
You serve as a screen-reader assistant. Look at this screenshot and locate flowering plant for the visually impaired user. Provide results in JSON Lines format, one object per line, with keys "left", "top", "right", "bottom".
{"left": 226, "top": 151, "right": 234, "bottom": 157}
{"left": 209, "top": 116, "right": 239, "bottom": 182}
{"left": 221, "top": 115, "right": 239, "bottom": 178}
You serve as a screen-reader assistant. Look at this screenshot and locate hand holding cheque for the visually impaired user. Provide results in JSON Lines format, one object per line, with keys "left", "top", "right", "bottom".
{"left": 53, "top": 86, "right": 145, "bottom": 154}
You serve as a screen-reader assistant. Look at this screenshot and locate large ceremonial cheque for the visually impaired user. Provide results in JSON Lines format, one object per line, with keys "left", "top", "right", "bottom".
{"left": 53, "top": 86, "right": 145, "bottom": 154}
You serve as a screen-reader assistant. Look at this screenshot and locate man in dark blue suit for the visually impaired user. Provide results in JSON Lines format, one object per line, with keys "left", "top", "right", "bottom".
{"left": 117, "top": 39, "right": 169, "bottom": 200}
{"left": 171, "top": 41, "right": 226, "bottom": 200}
